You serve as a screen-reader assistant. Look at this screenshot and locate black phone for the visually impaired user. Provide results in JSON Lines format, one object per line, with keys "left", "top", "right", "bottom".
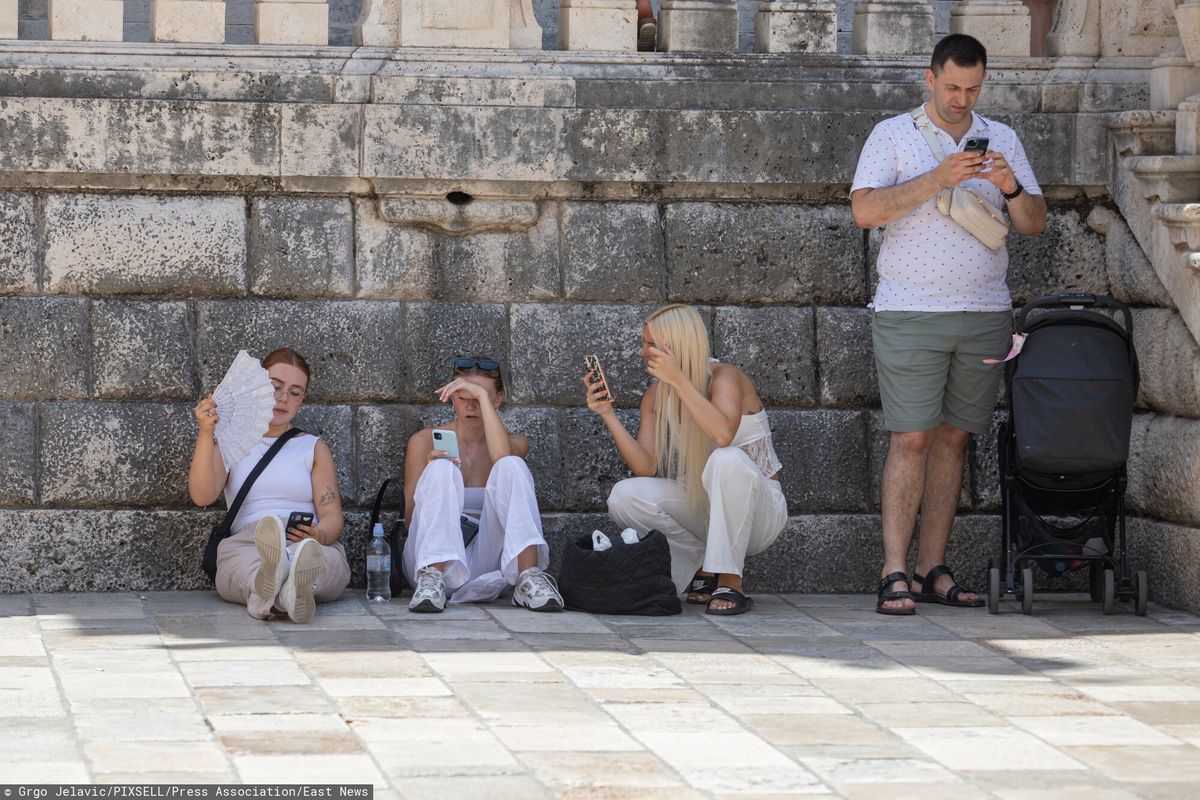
{"left": 964, "top": 137, "right": 989, "bottom": 154}
{"left": 286, "top": 511, "right": 314, "bottom": 532}
{"left": 460, "top": 515, "right": 480, "bottom": 548}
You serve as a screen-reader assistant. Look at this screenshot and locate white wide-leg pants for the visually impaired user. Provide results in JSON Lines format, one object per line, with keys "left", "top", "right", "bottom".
{"left": 607, "top": 446, "right": 788, "bottom": 594}
{"left": 403, "top": 456, "right": 549, "bottom": 604}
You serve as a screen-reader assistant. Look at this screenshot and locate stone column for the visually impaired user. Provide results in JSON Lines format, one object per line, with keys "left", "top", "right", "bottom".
{"left": 558, "top": 0, "right": 637, "bottom": 52}
{"left": 354, "top": 0, "right": 399, "bottom": 46}
{"left": 1, "top": 0, "right": 16, "bottom": 39}
{"left": 659, "top": 0, "right": 739, "bottom": 53}
{"left": 151, "top": 1, "right": 226, "bottom": 43}
{"left": 1151, "top": 1, "right": 1198, "bottom": 110}
{"left": 1044, "top": 0, "right": 1099, "bottom": 57}
{"left": 755, "top": 1, "right": 838, "bottom": 54}
{"left": 851, "top": 0, "right": 934, "bottom": 56}
{"left": 255, "top": 0, "right": 329, "bottom": 46}
{"left": 48, "top": 0, "right": 124, "bottom": 42}
{"left": 1175, "top": 1, "right": 1200, "bottom": 154}
{"left": 949, "top": 1, "right": 1031, "bottom": 57}
{"left": 511, "top": 0, "right": 543, "bottom": 49}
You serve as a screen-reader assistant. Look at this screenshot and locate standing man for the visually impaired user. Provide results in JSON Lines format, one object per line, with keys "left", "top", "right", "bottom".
{"left": 850, "top": 34, "right": 1047, "bottom": 615}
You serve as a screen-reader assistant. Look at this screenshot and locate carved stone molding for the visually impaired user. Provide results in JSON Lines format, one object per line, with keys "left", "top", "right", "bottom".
{"left": 377, "top": 195, "right": 540, "bottom": 236}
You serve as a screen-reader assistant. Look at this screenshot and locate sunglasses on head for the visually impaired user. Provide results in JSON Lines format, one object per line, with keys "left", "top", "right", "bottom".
{"left": 453, "top": 357, "right": 501, "bottom": 372}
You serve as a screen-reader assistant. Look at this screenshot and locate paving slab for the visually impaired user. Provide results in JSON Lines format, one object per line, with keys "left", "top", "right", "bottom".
{"left": 2, "top": 590, "right": 1200, "bottom": 795}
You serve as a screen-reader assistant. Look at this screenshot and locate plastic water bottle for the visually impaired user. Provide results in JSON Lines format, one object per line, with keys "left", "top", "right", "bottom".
{"left": 366, "top": 523, "right": 391, "bottom": 602}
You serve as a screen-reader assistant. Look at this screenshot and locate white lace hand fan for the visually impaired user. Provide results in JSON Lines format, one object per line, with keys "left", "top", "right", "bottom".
{"left": 212, "top": 350, "right": 276, "bottom": 468}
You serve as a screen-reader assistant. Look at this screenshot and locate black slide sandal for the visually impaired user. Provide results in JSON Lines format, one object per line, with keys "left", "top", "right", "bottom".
{"left": 706, "top": 586, "right": 753, "bottom": 616}
{"left": 912, "top": 564, "right": 985, "bottom": 608}
{"left": 687, "top": 572, "right": 718, "bottom": 605}
{"left": 877, "top": 571, "right": 917, "bottom": 616}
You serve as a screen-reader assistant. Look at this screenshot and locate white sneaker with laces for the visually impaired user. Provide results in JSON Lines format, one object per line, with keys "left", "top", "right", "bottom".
{"left": 278, "top": 538, "right": 324, "bottom": 624}
{"left": 252, "top": 515, "right": 290, "bottom": 613}
{"left": 513, "top": 567, "right": 564, "bottom": 612}
{"left": 409, "top": 566, "right": 447, "bottom": 613}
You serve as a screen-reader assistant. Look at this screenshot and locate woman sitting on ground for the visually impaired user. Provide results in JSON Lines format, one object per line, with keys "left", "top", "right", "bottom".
{"left": 188, "top": 348, "right": 350, "bottom": 623}
{"left": 583, "top": 304, "right": 787, "bottom": 615}
{"left": 402, "top": 357, "right": 563, "bottom": 613}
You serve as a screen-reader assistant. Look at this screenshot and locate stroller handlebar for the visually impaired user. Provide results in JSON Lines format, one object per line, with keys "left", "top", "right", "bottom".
{"left": 1016, "top": 293, "right": 1133, "bottom": 337}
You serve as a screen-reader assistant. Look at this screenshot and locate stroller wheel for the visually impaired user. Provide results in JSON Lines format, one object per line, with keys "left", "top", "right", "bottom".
{"left": 1020, "top": 565, "right": 1034, "bottom": 615}
{"left": 1134, "top": 570, "right": 1148, "bottom": 617}
{"left": 987, "top": 565, "right": 1000, "bottom": 615}
{"left": 1102, "top": 569, "right": 1116, "bottom": 615}
{"left": 1089, "top": 561, "right": 1104, "bottom": 603}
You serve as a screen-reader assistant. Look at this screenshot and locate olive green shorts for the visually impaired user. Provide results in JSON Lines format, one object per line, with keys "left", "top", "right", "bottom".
{"left": 871, "top": 310, "right": 1013, "bottom": 434}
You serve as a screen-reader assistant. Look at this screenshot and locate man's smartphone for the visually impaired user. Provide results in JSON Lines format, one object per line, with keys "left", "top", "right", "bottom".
{"left": 432, "top": 428, "right": 459, "bottom": 460}
{"left": 286, "top": 511, "right": 314, "bottom": 532}
{"left": 964, "top": 136, "right": 989, "bottom": 154}
{"left": 584, "top": 354, "right": 613, "bottom": 402}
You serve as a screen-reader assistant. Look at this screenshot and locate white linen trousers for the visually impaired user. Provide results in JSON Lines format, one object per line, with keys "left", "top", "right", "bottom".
{"left": 403, "top": 456, "right": 549, "bottom": 604}
{"left": 607, "top": 446, "right": 787, "bottom": 594}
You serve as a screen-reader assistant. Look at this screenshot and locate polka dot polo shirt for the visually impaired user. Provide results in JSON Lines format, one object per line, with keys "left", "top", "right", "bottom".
{"left": 850, "top": 107, "right": 1042, "bottom": 312}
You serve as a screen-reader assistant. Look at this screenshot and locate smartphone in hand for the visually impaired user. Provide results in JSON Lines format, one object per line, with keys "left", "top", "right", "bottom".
{"left": 432, "top": 428, "right": 459, "bottom": 460}
{"left": 584, "top": 354, "right": 613, "bottom": 402}
{"left": 286, "top": 511, "right": 314, "bottom": 532}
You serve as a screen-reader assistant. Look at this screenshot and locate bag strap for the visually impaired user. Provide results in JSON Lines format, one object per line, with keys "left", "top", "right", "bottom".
{"left": 369, "top": 478, "right": 404, "bottom": 530}
{"left": 910, "top": 106, "right": 946, "bottom": 163}
{"left": 216, "top": 427, "right": 304, "bottom": 535}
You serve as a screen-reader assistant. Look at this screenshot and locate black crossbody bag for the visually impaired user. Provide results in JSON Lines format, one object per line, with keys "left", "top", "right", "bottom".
{"left": 202, "top": 428, "right": 304, "bottom": 584}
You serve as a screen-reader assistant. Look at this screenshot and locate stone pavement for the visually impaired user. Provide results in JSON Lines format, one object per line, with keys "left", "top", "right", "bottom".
{"left": 3, "top": 591, "right": 1200, "bottom": 798}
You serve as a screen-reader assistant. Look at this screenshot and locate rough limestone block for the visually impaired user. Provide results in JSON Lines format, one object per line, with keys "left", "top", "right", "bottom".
{"left": 150, "top": 0, "right": 226, "bottom": 43}
{"left": 560, "top": 408, "right": 639, "bottom": 512}
{"left": 1127, "top": 517, "right": 1200, "bottom": 615}
{"left": 291, "top": 404, "right": 353, "bottom": 504}
{"left": 354, "top": 200, "right": 437, "bottom": 300}
{"left": 0, "top": 510, "right": 222, "bottom": 592}
{"left": 49, "top": 0, "right": 124, "bottom": 41}
{"left": 44, "top": 195, "right": 246, "bottom": 298}
{"left": 852, "top": 0, "right": 934, "bottom": 55}
{"left": 557, "top": 0, "right": 637, "bottom": 52}
{"left": 815, "top": 307, "right": 877, "bottom": 408}
{"left": 659, "top": 0, "right": 739, "bottom": 52}
{"left": 197, "top": 300, "right": 405, "bottom": 404}
{"left": 971, "top": 410, "right": 1007, "bottom": 511}
{"left": 91, "top": 302, "right": 194, "bottom": 401}
{"left": 281, "top": 104, "right": 362, "bottom": 179}
{"left": 249, "top": 197, "right": 353, "bottom": 299}
{"left": 502, "top": 407, "right": 564, "bottom": 510}
{"left": 399, "top": 0, "right": 510, "bottom": 48}
{"left": 0, "top": 0, "right": 16, "bottom": 39}
{"left": 754, "top": 1, "right": 838, "bottom": 54}
{"left": 1100, "top": 0, "right": 1181, "bottom": 59}
{"left": 402, "top": 301, "right": 510, "bottom": 403}
{"left": 255, "top": 0, "right": 329, "bottom": 45}
{"left": 508, "top": 303, "right": 655, "bottom": 406}
{"left": 0, "top": 404, "right": 36, "bottom": 506}
{"left": 1150, "top": 56, "right": 1200, "bottom": 112}
{"left": 0, "top": 193, "right": 36, "bottom": 295}
{"left": 771, "top": 409, "right": 870, "bottom": 514}
{"left": 713, "top": 306, "right": 817, "bottom": 407}
{"left": 39, "top": 403, "right": 194, "bottom": 508}
{"left": 1128, "top": 413, "right": 1200, "bottom": 527}
{"left": 1132, "top": 308, "right": 1200, "bottom": 418}
{"left": 0, "top": 298, "right": 89, "bottom": 402}
{"left": 1087, "top": 207, "right": 1174, "bottom": 308}
{"left": 664, "top": 203, "right": 865, "bottom": 305}
{"left": 354, "top": 404, "right": 447, "bottom": 505}
{"left": 562, "top": 202, "right": 663, "bottom": 303}
{"left": 948, "top": 0, "right": 1031, "bottom": 58}
{"left": 435, "top": 208, "right": 560, "bottom": 302}
{"left": 1007, "top": 209, "right": 1107, "bottom": 305}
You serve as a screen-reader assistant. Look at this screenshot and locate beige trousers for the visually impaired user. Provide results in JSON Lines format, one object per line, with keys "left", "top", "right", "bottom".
{"left": 215, "top": 517, "right": 351, "bottom": 619}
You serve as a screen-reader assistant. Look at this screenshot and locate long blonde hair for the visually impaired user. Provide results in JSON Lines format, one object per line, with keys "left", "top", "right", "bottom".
{"left": 645, "top": 304, "right": 714, "bottom": 514}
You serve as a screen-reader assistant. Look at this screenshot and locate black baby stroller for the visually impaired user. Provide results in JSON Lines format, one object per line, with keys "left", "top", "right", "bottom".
{"left": 988, "top": 293, "right": 1146, "bottom": 615}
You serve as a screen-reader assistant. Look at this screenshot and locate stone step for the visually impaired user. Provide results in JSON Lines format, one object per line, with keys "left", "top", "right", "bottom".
{"left": 1125, "top": 155, "right": 1200, "bottom": 203}
{"left": 1109, "top": 110, "right": 1178, "bottom": 158}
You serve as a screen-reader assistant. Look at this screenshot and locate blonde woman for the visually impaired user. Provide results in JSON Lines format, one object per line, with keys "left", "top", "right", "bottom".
{"left": 583, "top": 304, "right": 787, "bottom": 615}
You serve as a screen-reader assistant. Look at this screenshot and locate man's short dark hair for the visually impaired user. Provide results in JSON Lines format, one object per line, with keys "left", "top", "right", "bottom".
{"left": 931, "top": 34, "right": 987, "bottom": 74}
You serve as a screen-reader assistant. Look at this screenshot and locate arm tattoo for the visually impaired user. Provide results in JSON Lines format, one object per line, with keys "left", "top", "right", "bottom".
{"left": 318, "top": 486, "right": 338, "bottom": 506}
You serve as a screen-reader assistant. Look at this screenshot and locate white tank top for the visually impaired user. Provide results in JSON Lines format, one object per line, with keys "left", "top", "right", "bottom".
{"left": 223, "top": 434, "right": 319, "bottom": 532}
{"left": 730, "top": 409, "right": 784, "bottom": 479}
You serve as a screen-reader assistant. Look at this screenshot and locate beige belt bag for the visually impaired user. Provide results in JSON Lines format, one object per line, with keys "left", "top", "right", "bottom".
{"left": 911, "top": 107, "right": 1010, "bottom": 252}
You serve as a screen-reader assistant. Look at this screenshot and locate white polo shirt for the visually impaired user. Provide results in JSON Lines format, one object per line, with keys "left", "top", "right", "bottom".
{"left": 851, "top": 106, "right": 1041, "bottom": 312}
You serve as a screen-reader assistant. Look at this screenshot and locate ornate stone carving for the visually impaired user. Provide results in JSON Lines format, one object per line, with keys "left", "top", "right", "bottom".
{"left": 510, "top": 0, "right": 543, "bottom": 49}
{"left": 1045, "top": 0, "right": 1099, "bottom": 58}
{"left": 755, "top": 1, "right": 838, "bottom": 54}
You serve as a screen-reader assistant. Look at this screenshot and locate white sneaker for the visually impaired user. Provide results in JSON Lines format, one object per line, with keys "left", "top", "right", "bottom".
{"left": 408, "top": 566, "right": 447, "bottom": 613}
{"left": 513, "top": 568, "right": 564, "bottom": 612}
{"left": 278, "top": 538, "right": 324, "bottom": 624}
{"left": 252, "top": 516, "right": 289, "bottom": 611}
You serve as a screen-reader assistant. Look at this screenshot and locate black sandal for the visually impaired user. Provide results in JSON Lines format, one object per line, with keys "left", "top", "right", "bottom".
{"left": 876, "top": 571, "right": 916, "bottom": 616}
{"left": 686, "top": 572, "right": 718, "bottom": 605}
{"left": 706, "top": 586, "right": 753, "bottom": 616}
{"left": 912, "top": 565, "right": 984, "bottom": 608}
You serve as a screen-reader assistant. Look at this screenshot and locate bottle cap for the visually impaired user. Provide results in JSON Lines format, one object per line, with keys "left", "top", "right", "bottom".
{"left": 372, "top": 522, "right": 385, "bottom": 536}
